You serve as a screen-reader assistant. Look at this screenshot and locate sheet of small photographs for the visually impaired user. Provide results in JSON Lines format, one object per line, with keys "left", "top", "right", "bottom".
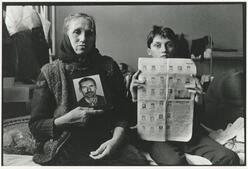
{"left": 137, "top": 100, "right": 166, "bottom": 141}
{"left": 137, "top": 58, "right": 196, "bottom": 142}
{"left": 167, "top": 74, "right": 195, "bottom": 100}
{"left": 138, "top": 76, "right": 167, "bottom": 100}
{"left": 138, "top": 74, "right": 195, "bottom": 100}
{"left": 165, "top": 100, "right": 194, "bottom": 141}
{"left": 138, "top": 58, "right": 196, "bottom": 74}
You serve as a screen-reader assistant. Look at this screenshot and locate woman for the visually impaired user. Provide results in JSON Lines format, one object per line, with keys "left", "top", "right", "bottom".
{"left": 29, "top": 13, "right": 148, "bottom": 166}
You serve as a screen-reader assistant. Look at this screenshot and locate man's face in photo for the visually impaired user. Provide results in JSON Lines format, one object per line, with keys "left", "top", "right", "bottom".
{"left": 80, "top": 80, "right": 97, "bottom": 98}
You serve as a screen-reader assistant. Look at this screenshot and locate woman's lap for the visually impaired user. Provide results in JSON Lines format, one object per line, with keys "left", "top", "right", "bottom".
{"left": 54, "top": 139, "right": 149, "bottom": 166}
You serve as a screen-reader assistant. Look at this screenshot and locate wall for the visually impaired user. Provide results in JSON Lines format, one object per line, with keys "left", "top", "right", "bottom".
{"left": 55, "top": 4, "right": 244, "bottom": 75}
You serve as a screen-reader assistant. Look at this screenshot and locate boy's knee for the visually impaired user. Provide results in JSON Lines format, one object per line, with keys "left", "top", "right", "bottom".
{"left": 155, "top": 158, "right": 187, "bottom": 165}
{"left": 213, "top": 148, "right": 240, "bottom": 165}
{"left": 151, "top": 154, "right": 187, "bottom": 165}
{"left": 222, "top": 149, "right": 240, "bottom": 165}
{"left": 160, "top": 157, "right": 187, "bottom": 165}
{"left": 149, "top": 142, "right": 188, "bottom": 165}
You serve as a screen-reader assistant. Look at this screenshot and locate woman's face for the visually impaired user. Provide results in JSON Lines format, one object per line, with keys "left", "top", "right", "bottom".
{"left": 147, "top": 35, "right": 176, "bottom": 58}
{"left": 67, "top": 17, "right": 95, "bottom": 55}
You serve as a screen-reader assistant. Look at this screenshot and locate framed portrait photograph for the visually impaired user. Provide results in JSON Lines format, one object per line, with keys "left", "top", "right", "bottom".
{"left": 72, "top": 74, "right": 112, "bottom": 110}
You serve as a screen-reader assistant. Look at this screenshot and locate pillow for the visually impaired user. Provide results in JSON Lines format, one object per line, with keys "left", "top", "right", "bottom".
{"left": 3, "top": 116, "right": 36, "bottom": 155}
{"left": 203, "top": 71, "right": 245, "bottom": 129}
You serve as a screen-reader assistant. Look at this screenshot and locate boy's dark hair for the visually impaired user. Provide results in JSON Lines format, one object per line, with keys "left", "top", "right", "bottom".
{"left": 147, "top": 26, "right": 177, "bottom": 48}
{"left": 78, "top": 77, "right": 96, "bottom": 91}
{"left": 119, "top": 63, "right": 128, "bottom": 71}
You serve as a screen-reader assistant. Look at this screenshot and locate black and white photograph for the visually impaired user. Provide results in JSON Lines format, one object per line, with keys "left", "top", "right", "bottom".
{"left": 2, "top": 1, "right": 245, "bottom": 167}
{"left": 73, "top": 74, "right": 106, "bottom": 108}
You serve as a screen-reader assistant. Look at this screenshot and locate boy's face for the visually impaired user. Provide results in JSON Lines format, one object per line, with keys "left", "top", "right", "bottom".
{"left": 147, "top": 35, "right": 176, "bottom": 58}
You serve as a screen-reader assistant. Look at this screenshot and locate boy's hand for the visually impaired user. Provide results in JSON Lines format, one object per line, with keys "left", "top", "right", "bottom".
{"left": 129, "top": 70, "right": 146, "bottom": 102}
{"left": 185, "top": 76, "right": 204, "bottom": 104}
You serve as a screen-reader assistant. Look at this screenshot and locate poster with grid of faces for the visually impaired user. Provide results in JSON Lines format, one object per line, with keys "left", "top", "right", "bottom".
{"left": 137, "top": 58, "right": 196, "bottom": 142}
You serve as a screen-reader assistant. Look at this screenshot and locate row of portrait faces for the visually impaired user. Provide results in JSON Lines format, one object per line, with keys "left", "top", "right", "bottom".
{"left": 140, "top": 101, "right": 164, "bottom": 110}
{"left": 139, "top": 101, "right": 180, "bottom": 110}
{"left": 140, "top": 111, "right": 174, "bottom": 122}
{"left": 139, "top": 88, "right": 191, "bottom": 99}
{"left": 141, "top": 114, "right": 164, "bottom": 121}
{"left": 139, "top": 125, "right": 172, "bottom": 133}
{"left": 140, "top": 75, "right": 191, "bottom": 86}
{"left": 141, "top": 64, "right": 192, "bottom": 72}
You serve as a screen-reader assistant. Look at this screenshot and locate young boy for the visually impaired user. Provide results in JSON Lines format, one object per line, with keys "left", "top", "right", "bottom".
{"left": 129, "top": 26, "right": 239, "bottom": 165}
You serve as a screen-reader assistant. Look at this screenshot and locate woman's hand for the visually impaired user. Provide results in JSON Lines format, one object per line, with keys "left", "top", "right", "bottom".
{"left": 89, "top": 126, "right": 125, "bottom": 160}
{"left": 89, "top": 138, "right": 119, "bottom": 160}
{"left": 54, "top": 107, "right": 104, "bottom": 127}
{"left": 129, "top": 70, "right": 146, "bottom": 102}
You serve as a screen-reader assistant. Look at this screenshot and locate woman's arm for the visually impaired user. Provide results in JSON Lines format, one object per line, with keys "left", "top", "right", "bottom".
{"left": 89, "top": 126, "right": 125, "bottom": 159}
{"left": 29, "top": 72, "right": 59, "bottom": 141}
{"left": 89, "top": 58, "right": 135, "bottom": 160}
{"left": 29, "top": 73, "right": 104, "bottom": 140}
{"left": 106, "top": 59, "right": 130, "bottom": 128}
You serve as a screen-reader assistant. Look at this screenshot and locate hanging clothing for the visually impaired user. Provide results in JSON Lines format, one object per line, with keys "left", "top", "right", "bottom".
{"left": 2, "top": 16, "right": 15, "bottom": 77}
{"left": 191, "top": 36, "right": 209, "bottom": 61}
{"left": 177, "top": 33, "right": 190, "bottom": 58}
{"left": 10, "top": 27, "right": 49, "bottom": 83}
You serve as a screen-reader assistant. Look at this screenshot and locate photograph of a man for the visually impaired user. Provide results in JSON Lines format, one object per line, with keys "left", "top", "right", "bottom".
{"left": 77, "top": 76, "right": 106, "bottom": 107}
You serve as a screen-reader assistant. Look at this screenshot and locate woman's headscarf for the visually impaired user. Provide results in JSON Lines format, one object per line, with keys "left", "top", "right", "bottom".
{"left": 59, "top": 33, "right": 101, "bottom": 66}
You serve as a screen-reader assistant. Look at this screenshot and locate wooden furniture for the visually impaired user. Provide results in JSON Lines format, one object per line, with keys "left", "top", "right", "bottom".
{"left": 3, "top": 81, "right": 35, "bottom": 119}
{"left": 193, "top": 51, "right": 243, "bottom": 77}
